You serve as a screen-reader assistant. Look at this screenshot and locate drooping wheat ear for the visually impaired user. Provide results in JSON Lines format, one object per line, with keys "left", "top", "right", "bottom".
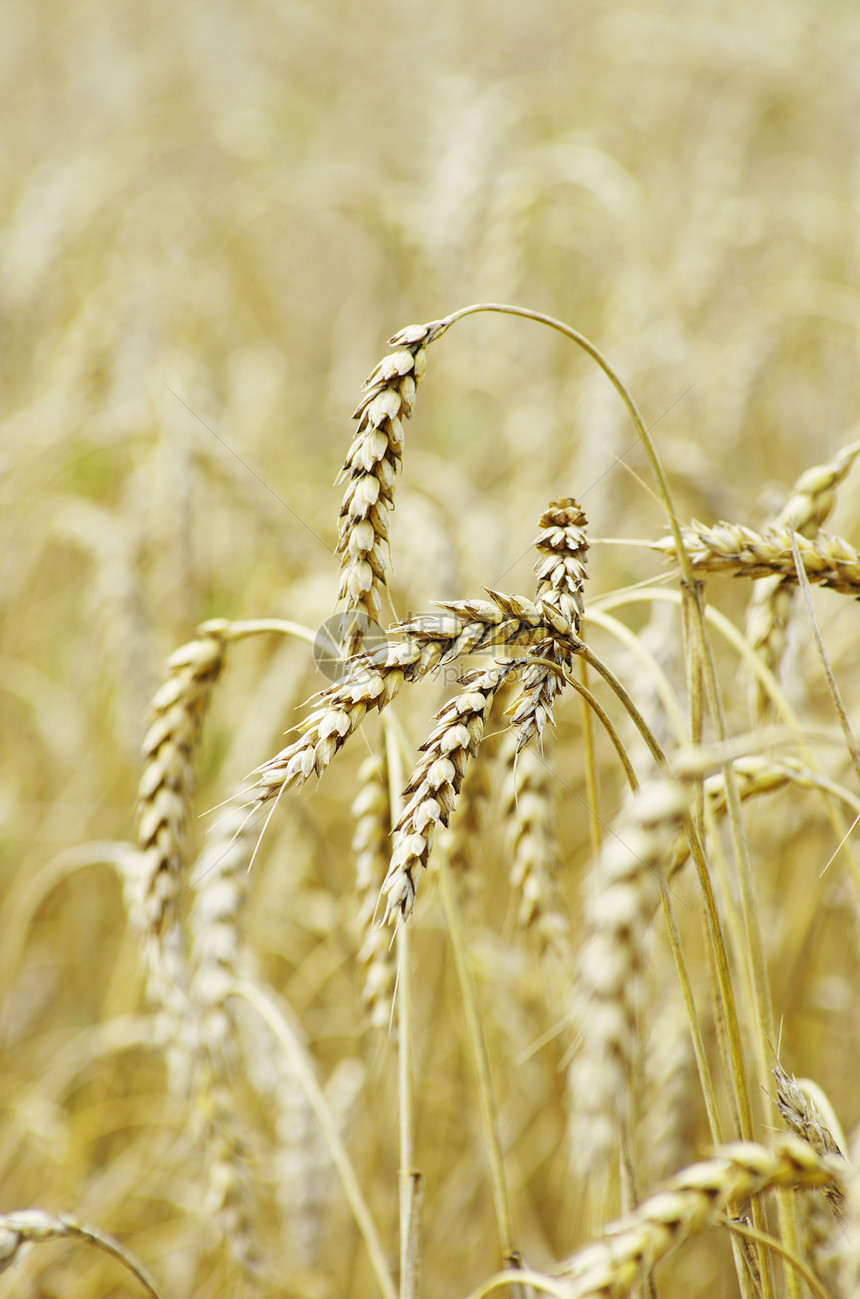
{"left": 250, "top": 590, "right": 566, "bottom": 813}
{"left": 134, "top": 619, "right": 230, "bottom": 938}
{"left": 0, "top": 1209, "right": 162, "bottom": 1297}
{"left": 337, "top": 320, "right": 447, "bottom": 658}
{"left": 509, "top": 498, "right": 588, "bottom": 752}
{"left": 382, "top": 660, "right": 520, "bottom": 922}
{"left": 567, "top": 782, "right": 688, "bottom": 1184}
{"left": 352, "top": 753, "right": 396, "bottom": 1029}
{"left": 557, "top": 1139, "right": 841, "bottom": 1298}
{"left": 746, "top": 439, "right": 860, "bottom": 717}
{"left": 772, "top": 1063, "right": 845, "bottom": 1214}
{"left": 500, "top": 730, "right": 569, "bottom": 952}
{"left": 653, "top": 520, "right": 860, "bottom": 595}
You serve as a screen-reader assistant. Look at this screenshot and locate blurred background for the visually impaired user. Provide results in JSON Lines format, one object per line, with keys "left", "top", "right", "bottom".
{"left": 2, "top": 0, "right": 860, "bottom": 1294}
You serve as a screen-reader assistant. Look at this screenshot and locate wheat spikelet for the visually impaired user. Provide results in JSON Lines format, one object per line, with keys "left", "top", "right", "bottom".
{"left": 0, "top": 1209, "right": 161, "bottom": 1296}
{"left": 337, "top": 321, "right": 445, "bottom": 657}
{"left": 352, "top": 753, "right": 396, "bottom": 1029}
{"left": 654, "top": 520, "right": 860, "bottom": 594}
{"left": 382, "top": 660, "right": 520, "bottom": 921}
{"left": 250, "top": 590, "right": 566, "bottom": 813}
{"left": 558, "top": 1139, "right": 840, "bottom": 1297}
{"left": 567, "top": 782, "right": 687, "bottom": 1183}
{"left": 509, "top": 498, "right": 588, "bottom": 752}
{"left": 500, "top": 731, "right": 569, "bottom": 952}
{"left": 746, "top": 439, "right": 860, "bottom": 716}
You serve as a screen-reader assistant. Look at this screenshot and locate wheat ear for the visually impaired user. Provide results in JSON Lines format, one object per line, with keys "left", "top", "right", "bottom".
{"left": 558, "top": 1139, "right": 841, "bottom": 1298}
{"left": 772, "top": 1063, "right": 845, "bottom": 1215}
{"left": 568, "top": 781, "right": 687, "bottom": 1183}
{"left": 352, "top": 752, "right": 396, "bottom": 1027}
{"left": 382, "top": 660, "right": 520, "bottom": 921}
{"left": 509, "top": 498, "right": 588, "bottom": 752}
{"left": 654, "top": 520, "right": 860, "bottom": 594}
{"left": 135, "top": 619, "right": 229, "bottom": 937}
{"left": 337, "top": 320, "right": 448, "bottom": 656}
{"left": 250, "top": 590, "right": 568, "bottom": 813}
{"left": 746, "top": 439, "right": 860, "bottom": 716}
{"left": 500, "top": 731, "right": 569, "bottom": 951}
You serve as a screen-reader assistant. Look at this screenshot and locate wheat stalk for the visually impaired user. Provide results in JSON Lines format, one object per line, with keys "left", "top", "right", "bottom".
{"left": 654, "top": 520, "right": 860, "bottom": 594}
{"left": 557, "top": 1139, "right": 841, "bottom": 1298}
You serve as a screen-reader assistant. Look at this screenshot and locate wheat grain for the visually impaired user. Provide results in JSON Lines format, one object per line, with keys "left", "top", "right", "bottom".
{"left": 337, "top": 321, "right": 447, "bottom": 657}
{"left": 568, "top": 782, "right": 687, "bottom": 1183}
{"left": 557, "top": 1139, "right": 840, "bottom": 1297}
{"left": 509, "top": 498, "right": 588, "bottom": 753}
{"left": 654, "top": 520, "right": 860, "bottom": 594}
{"left": 382, "top": 660, "right": 521, "bottom": 921}
{"left": 250, "top": 590, "right": 569, "bottom": 813}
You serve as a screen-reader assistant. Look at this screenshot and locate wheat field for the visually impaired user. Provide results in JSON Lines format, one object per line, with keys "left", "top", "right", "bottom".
{"left": 3, "top": 1, "right": 860, "bottom": 1296}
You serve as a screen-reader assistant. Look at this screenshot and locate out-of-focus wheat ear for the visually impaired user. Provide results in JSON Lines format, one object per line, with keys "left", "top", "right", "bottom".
{"left": 839, "top": 1125, "right": 860, "bottom": 1294}
{"left": 642, "top": 985, "right": 697, "bottom": 1183}
{"left": 198, "top": 1078, "right": 260, "bottom": 1274}
{"left": 500, "top": 730, "right": 569, "bottom": 954}
{"left": 567, "top": 781, "right": 687, "bottom": 1187}
{"left": 187, "top": 803, "right": 261, "bottom": 1271}
{"left": 337, "top": 321, "right": 443, "bottom": 659}
{"left": 653, "top": 519, "right": 860, "bottom": 594}
{"left": 125, "top": 620, "right": 229, "bottom": 1089}
{"left": 746, "top": 438, "right": 860, "bottom": 718}
{"left": 558, "top": 1139, "right": 841, "bottom": 1298}
{"left": 509, "top": 498, "right": 588, "bottom": 753}
{"left": 352, "top": 753, "right": 396, "bottom": 1029}
{"left": 772, "top": 1063, "right": 845, "bottom": 1215}
{"left": 382, "top": 660, "right": 520, "bottom": 922}
{"left": 135, "top": 619, "right": 230, "bottom": 939}
{"left": 0, "top": 1209, "right": 163, "bottom": 1297}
